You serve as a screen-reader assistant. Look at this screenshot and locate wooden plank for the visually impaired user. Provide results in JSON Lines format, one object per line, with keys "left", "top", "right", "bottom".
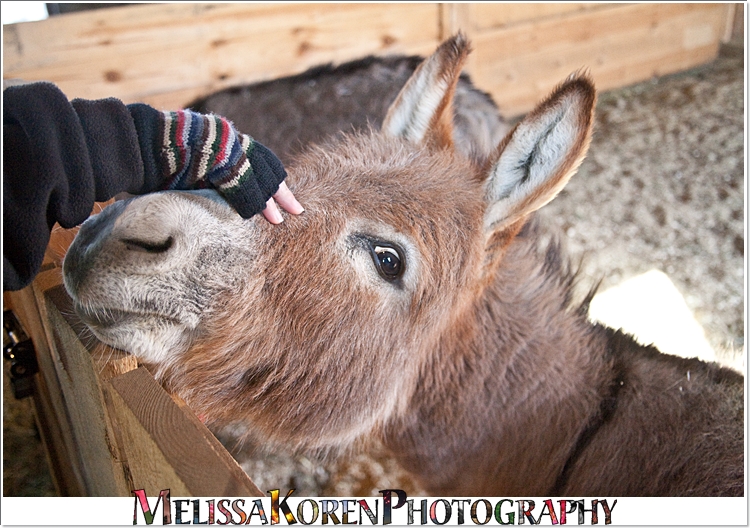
{"left": 13, "top": 268, "right": 257, "bottom": 496}
{"left": 108, "top": 367, "right": 263, "bottom": 497}
{"left": 722, "top": 3, "right": 740, "bottom": 42}
{"left": 440, "top": 4, "right": 474, "bottom": 37}
{"left": 468, "top": 3, "right": 728, "bottom": 117}
{"left": 39, "top": 277, "right": 135, "bottom": 496}
{"left": 8, "top": 279, "right": 86, "bottom": 496}
{"left": 4, "top": 3, "right": 440, "bottom": 108}
{"left": 447, "top": 3, "right": 614, "bottom": 33}
{"left": 102, "top": 378, "right": 191, "bottom": 496}
{"left": 731, "top": 3, "right": 744, "bottom": 40}
{"left": 30, "top": 371, "right": 79, "bottom": 496}
{"left": 3, "top": 292, "right": 14, "bottom": 312}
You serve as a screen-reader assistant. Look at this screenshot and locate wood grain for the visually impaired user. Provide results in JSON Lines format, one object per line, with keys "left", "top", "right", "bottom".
{"left": 41, "top": 279, "right": 133, "bottom": 495}
{"left": 3, "top": 4, "right": 733, "bottom": 116}
{"left": 109, "top": 367, "right": 262, "bottom": 497}
{"left": 8, "top": 279, "right": 85, "bottom": 495}
{"left": 10, "top": 269, "right": 262, "bottom": 496}
{"left": 4, "top": 3, "right": 440, "bottom": 109}
{"left": 466, "top": 3, "right": 730, "bottom": 116}
{"left": 443, "top": 3, "right": 610, "bottom": 33}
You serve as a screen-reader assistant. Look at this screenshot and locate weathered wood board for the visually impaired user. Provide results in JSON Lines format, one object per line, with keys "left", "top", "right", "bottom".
{"left": 3, "top": 3, "right": 736, "bottom": 116}
{"left": 442, "top": 3, "right": 737, "bottom": 116}
{"left": 3, "top": 3, "right": 440, "bottom": 109}
{"left": 108, "top": 367, "right": 263, "bottom": 497}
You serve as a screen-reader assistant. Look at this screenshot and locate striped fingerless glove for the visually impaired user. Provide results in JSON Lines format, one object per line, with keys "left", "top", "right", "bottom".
{"left": 160, "top": 110, "right": 286, "bottom": 218}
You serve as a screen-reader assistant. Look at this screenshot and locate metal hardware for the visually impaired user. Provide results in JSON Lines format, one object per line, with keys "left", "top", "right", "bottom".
{"left": 3, "top": 310, "right": 39, "bottom": 399}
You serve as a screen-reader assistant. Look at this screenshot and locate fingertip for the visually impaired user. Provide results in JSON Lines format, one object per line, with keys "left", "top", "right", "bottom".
{"left": 262, "top": 198, "right": 284, "bottom": 224}
{"left": 274, "top": 182, "right": 305, "bottom": 215}
{"left": 285, "top": 199, "right": 305, "bottom": 215}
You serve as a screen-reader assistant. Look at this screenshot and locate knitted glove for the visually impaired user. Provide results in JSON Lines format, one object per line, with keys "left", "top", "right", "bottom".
{"left": 160, "top": 110, "right": 286, "bottom": 218}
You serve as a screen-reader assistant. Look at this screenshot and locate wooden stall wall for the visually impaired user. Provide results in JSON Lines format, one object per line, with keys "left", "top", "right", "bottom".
{"left": 4, "top": 3, "right": 738, "bottom": 116}
{"left": 442, "top": 3, "right": 738, "bottom": 116}
{"left": 4, "top": 3, "right": 441, "bottom": 110}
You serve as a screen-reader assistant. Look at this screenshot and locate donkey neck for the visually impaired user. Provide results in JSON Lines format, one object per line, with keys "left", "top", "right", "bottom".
{"left": 384, "top": 221, "right": 616, "bottom": 495}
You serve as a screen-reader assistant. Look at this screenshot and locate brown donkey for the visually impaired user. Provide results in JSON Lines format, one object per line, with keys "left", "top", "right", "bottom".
{"left": 63, "top": 35, "right": 743, "bottom": 496}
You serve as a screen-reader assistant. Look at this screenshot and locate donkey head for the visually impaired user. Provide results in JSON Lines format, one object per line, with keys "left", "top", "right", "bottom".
{"left": 63, "top": 34, "right": 595, "bottom": 449}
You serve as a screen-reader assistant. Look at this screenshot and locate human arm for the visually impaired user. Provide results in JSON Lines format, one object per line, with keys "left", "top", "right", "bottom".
{"left": 3, "top": 82, "right": 301, "bottom": 291}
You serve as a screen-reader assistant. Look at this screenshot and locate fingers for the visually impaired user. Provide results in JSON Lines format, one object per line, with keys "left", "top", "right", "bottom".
{"left": 261, "top": 182, "right": 304, "bottom": 224}
{"left": 273, "top": 182, "right": 305, "bottom": 215}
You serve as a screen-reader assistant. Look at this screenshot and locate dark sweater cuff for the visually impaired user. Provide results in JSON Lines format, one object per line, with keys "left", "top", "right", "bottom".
{"left": 71, "top": 98, "right": 145, "bottom": 201}
{"left": 127, "top": 103, "right": 166, "bottom": 194}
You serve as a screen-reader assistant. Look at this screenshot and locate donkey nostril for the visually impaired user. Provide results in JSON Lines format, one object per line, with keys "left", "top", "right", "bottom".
{"left": 122, "top": 236, "right": 174, "bottom": 254}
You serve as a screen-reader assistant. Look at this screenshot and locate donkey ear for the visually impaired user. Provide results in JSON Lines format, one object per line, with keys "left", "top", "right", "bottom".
{"left": 483, "top": 73, "right": 596, "bottom": 238}
{"left": 382, "top": 33, "right": 470, "bottom": 149}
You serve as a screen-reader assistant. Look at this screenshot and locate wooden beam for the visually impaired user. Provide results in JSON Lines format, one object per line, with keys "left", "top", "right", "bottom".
{"left": 447, "top": 3, "right": 611, "bottom": 33}
{"left": 4, "top": 3, "right": 440, "bottom": 109}
{"left": 8, "top": 279, "right": 85, "bottom": 496}
{"left": 108, "top": 368, "right": 262, "bottom": 497}
{"left": 722, "top": 3, "right": 740, "bottom": 43}
{"left": 39, "top": 278, "right": 135, "bottom": 495}
{"left": 12, "top": 267, "right": 262, "bottom": 496}
{"left": 466, "top": 3, "right": 729, "bottom": 117}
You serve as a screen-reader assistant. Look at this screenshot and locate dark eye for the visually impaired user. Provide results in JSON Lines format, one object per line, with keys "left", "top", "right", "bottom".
{"left": 372, "top": 244, "right": 404, "bottom": 280}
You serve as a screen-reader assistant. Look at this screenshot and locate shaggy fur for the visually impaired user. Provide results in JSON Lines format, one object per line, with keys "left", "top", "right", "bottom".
{"left": 189, "top": 50, "right": 509, "bottom": 164}
{"left": 63, "top": 35, "right": 743, "bottom": 496}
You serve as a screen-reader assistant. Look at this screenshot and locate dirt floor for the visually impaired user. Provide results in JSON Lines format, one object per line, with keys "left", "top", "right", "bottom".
{"left": 545, "top": 40, "right": 745, "bottom": 365}
{"left": 2, "top": 39, "right": 745, "bottom": 497}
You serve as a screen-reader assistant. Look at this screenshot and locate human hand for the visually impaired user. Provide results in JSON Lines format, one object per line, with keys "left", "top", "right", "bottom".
{"left": 160, "top": 110, "right": 303, "bottom": 221}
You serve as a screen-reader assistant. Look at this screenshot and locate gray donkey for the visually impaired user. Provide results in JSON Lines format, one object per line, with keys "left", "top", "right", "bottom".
{"left": 63, "top": 35, "right": 743, "bottom": 496}
{"left": 188, "top": 53, "right": 510, "bottom": 165}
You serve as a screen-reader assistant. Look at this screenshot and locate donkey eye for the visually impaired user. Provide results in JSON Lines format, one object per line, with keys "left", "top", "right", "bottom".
{"left": 372, "top": 244, "right": 404, "bottom": 280}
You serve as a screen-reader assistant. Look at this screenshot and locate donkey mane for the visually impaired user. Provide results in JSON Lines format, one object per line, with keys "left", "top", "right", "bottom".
{"left": 514, "top": 217, "right": 599, "bottom": 318}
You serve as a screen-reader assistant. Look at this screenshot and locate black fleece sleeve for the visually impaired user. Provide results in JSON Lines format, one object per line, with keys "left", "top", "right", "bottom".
{"left": 3, "top": 82, "right": 151, "bottom": 291}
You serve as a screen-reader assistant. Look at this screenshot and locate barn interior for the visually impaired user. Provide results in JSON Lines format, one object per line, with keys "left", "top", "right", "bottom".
{"left": 3, "top": 3, "right": 745, "bottom": 498}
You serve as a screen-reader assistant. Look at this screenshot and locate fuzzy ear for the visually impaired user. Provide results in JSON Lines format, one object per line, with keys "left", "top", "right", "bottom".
{"left": 483, "top": 73, "right": 596, "bottom": 240}
{"left": 382, "top": 33, "right": 470, "bottom": 150}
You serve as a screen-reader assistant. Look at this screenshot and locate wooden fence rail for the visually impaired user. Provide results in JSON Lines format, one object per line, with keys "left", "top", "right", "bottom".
{"left": 9, "top": 268, "right": 261, "bottom": 496}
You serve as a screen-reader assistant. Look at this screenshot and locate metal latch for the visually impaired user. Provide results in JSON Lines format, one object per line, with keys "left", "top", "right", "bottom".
{"left": 3, "top": 310, "right": 39, "bottom": 399}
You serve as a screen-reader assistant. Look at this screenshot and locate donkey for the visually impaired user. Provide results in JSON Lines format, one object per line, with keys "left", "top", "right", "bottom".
{"left": 62, "top": 35, "right": 743, "bottom": 496}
